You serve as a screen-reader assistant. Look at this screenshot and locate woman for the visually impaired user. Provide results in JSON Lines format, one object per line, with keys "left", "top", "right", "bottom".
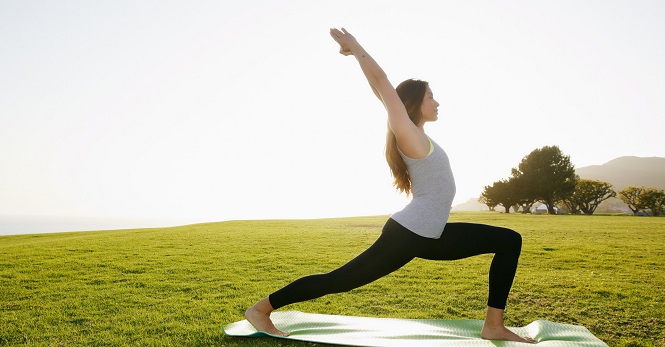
{"left": 245, "top": 28, "right": 536, "bottom": 344}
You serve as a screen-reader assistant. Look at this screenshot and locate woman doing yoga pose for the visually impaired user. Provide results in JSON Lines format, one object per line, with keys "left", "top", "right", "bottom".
{"left": 245, "top": 28, "right": 537, "bottom": 344}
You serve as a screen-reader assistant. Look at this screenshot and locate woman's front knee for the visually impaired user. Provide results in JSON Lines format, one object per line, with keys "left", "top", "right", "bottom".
{"left": 503, "top": 228, "right": 522, "bottom": 251}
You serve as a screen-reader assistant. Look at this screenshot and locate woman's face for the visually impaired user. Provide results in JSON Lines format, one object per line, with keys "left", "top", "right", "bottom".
{"left": 420, "top": 86, "right": 440, "bottom": 124}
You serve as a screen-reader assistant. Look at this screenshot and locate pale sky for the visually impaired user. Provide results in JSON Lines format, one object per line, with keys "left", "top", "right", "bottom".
{"left": 1, "top": 0, "right": 664, "bottom": 229}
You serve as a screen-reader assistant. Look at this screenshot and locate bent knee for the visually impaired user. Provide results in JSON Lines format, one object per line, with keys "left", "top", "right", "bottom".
{"left": 503, "top": 228, "right": 523, "bottom": 252}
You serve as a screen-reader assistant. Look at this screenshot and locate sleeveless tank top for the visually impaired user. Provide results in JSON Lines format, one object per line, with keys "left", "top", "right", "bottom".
{"left": 390, "top": 137, "right": 456, "bottom": 239}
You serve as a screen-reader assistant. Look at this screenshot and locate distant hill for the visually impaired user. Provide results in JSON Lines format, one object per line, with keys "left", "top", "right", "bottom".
{"left": 575, "top": 156, "right": 665, "bottom": 213}
{"left": 575, "top": 156, "right": 665, "bottom": 190}
{"left": 453, "top": 156, "right": 665, "bottom": 212}
{"left": 452, "top": 198, "right": 487, "bottom": 211}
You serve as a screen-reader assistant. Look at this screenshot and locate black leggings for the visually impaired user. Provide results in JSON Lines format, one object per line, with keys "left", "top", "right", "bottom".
{"left": 269, "top": 218, "right": 522, "bottom": 310}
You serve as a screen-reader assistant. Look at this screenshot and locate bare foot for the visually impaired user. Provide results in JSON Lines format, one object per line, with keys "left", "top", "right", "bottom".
{"left": 244, "top": 299, "right": 290, "bottom": 337}
{"left": 481, "top": 325, "right": 537, "bottom": 343}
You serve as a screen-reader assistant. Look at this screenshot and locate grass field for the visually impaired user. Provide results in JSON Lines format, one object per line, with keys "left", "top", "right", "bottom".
{"left": 1, "top": 212, "right": 663, "bottom": 347}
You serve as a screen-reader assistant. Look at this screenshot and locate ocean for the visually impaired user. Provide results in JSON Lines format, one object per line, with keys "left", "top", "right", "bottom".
{"left": 0, "top": 216, "right": 196, "bottom": 236}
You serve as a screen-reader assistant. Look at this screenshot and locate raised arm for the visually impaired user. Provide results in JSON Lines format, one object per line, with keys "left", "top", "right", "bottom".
{"left": 329, "top": 28, "right": 429, "bottom": 158}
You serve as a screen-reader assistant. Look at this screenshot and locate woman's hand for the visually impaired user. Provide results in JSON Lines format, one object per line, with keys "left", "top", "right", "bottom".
{"left": 329, "top": 27, "right": 358, "bottom": 56}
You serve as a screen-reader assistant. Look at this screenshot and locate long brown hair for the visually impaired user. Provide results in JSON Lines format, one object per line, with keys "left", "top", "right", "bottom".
{"left": 386, "top": 79, "right": 429, "bottom": 195}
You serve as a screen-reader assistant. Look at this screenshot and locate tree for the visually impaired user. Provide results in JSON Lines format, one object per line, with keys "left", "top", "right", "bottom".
{"left": 640, "top": 188, "right": 665, "bottom": 216}
{"left": 511, "top": 146, "right": 577, "bottom": 214}
{"left": 483, "top": 179, "right": 521, "bottom": 213}
{"left": 561, "top": 197, "right": 582, "bottom": 215}
{"left": 564, "top": 179, "right": 616, "bottom": 215}
{"left": 618, "top": 186, "right": 645, "bottom": 215}
{"left": 478, "top": 193, "right": 497, "bottom": 211}
{"left": 510, "top": 175, "right": 537, "bottom": 214}
{"left": 495, "top": 179, "right": 520, "bottom": 214}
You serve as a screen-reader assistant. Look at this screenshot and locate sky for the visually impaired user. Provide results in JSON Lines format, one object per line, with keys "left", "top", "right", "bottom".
{"left": 1, "top": 0, "right": 664, "bottom": 232}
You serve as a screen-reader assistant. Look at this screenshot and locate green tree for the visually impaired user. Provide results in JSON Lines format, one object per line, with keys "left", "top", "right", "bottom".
{"left": 511, "top": 146, "right": 577, "bottom": 214}
{"left": 481, "top": 179, "right": 520, "bottom": 213}
{"left": 561, "top": 197, "right": 582, "bottom": 215}
{"left": 495, "top": 179, "right": 520, "bottom": 214}
{"left": 511, "top": 175, "right": 537, "bottom": 214}
{"left": 564, "top": 179, "right": 616, "bottom": 215}
{"left": 618, "top": 186, "right": 645, "bottom": 215}
{"left": 478, "top": 193, "right": 497, "bottom": 211}
{"left": 640, "top": 188, "right": 665, "bottom": 216}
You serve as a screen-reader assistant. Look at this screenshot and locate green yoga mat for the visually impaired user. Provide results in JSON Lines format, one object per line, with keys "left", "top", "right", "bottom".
{"left": 223, "top": 311, "right": 608, "bottom": 347}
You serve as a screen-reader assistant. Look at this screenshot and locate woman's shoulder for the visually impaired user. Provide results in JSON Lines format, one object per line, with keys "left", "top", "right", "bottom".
{"left": 395, "top": 131, "right": 431, "bottom": 160}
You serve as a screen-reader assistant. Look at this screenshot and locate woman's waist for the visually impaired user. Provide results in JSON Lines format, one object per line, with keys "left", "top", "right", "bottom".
{"left": 410, "top": 188, "right": 456, "bottom": 202}
{"left": 402, "top": 195, "right": 453, "bottom": 212}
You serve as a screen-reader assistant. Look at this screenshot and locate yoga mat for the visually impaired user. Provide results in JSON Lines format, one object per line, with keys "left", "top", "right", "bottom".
{"left": 223, "top": 311, "right": 609, "bottom": 347}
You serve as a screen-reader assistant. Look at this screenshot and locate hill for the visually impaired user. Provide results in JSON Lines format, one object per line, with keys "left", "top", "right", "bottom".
{"left": 452, "top": 198, "right": 487, "bottom": 211}
{"left": 575, "top": 156, "right": 665, "bottom": 190}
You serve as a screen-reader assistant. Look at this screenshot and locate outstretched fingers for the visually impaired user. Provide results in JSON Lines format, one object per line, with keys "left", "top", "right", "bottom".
{"left": 329, "top": 27, "right": 355, "bottom": 56}
{"left": 329, "top": 28, "right": 342, "bottom": 40}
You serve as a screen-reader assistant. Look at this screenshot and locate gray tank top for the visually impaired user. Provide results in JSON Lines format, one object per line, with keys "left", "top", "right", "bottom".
{"left": 390, "top": 137, "right": 456, "bottom": 239}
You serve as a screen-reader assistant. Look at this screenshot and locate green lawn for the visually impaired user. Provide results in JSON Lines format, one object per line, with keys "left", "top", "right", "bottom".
{"left": 1, "top": 212, "right": 663, "bottom": 346}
